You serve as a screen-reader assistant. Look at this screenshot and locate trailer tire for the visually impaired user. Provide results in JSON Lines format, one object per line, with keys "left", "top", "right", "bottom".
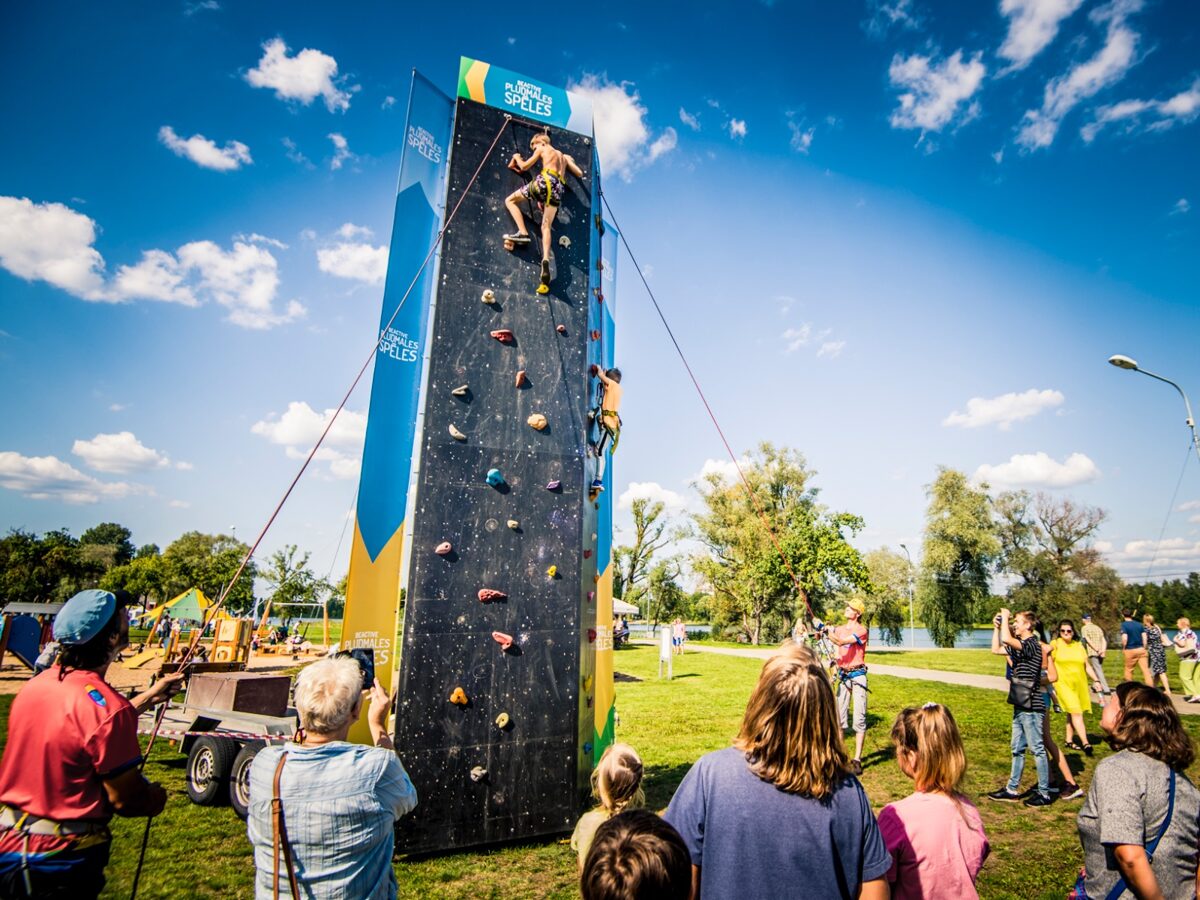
{"left": 229, "top": 741, "right": 265, "bottom": 820}
{"left": 186, "top": 735, "right": 238, "bottom": 806}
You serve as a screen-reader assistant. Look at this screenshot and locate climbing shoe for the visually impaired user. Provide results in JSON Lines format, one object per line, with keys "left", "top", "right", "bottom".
{"left": 590, "top": 479, "right": 604, "bottom": 492}
{"left": 504, "top": 232, "right": 531, "bottom": 244}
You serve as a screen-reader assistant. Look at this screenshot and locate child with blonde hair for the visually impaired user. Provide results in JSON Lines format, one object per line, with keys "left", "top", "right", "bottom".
{"left": 572, "top": 743, "right": 645, "bottom": 868}
{"left": 878, "top": 703, "right": 990, "bottom": 899}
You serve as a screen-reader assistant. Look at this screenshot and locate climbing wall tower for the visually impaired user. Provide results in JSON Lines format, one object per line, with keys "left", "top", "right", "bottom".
{"left": 392, "top": 59, "right": 613, "bottom": 853}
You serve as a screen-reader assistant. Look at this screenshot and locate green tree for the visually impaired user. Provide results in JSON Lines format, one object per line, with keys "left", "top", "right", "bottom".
{"left": 643, "top": 560, "right": 686, "bottom": 627}
{"left": 613, "top": 498, "right": 672, "bottom": 610}
{"left": 260, "top": 545, "right": 330, "bottom": 624}
{"left": 692, "top": 443, "right": 869, "bottom": 644}
{"left": 100, "top": 553, "right": 166, "bottom": 606}
{"left": 917, "top": 468, "right": 999, "bottom": 647}
{"left": 161, "top": 532, "right": 257, "bottom": 614}
{"left": 846, "top": 547, "right": 912, "bottom": 646}
{"left": 80, "top": 522, "right": 136, "bottom": 566}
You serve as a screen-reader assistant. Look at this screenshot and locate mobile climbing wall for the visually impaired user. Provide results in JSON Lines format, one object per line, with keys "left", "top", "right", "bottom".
{"left": 393, "top": 61, "right": 611, "bottom": 853}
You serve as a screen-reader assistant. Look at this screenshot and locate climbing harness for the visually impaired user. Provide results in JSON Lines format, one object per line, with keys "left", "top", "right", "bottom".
{"left": 0, "top": 805, "right": 109, "bottom": 897}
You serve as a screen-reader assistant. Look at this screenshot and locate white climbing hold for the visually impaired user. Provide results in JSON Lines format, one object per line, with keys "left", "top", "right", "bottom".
{"left": 481, "top": 289, "right": 496, "bottom": 305}
{"left": 470, "top": 765, "right": 487, "bottom": 782}
{"left": 527, "top": 413, "right": 547, "bottom": 431}
{"left": 558, "top": 235, "right": 571, "bottom": 249}
{"left": 449, "top": 424, "right": 466, "bottom": 441}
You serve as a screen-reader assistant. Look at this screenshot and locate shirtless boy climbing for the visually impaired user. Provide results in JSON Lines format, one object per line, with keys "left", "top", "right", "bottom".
{"left": 504, "top": 132, "right": 583, "bottom": 293}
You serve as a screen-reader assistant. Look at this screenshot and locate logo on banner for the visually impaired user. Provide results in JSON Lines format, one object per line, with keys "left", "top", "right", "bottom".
{"left": 379, "top": 326, "right": 420, "bottom": 363}
{"left": 601, "top": 256, "right": 614, "bottom": 282}
{"left": 406, "top": 125, "right": 442, "bottom": 163}
{"left": 344, "top": 630, "right": 392, "bottom": 665}
{"left": 595, "top": 625, "right": 614, "bottom": 652}
{"left": 504, "top": 80, "right": 553, "bottom": 118}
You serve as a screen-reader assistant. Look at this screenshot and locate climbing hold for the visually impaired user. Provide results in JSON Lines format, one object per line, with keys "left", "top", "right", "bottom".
{"left": 495, "top": 712, "right": 511, "bottom": 729}
{"left": 547, "top": 565, "right": 558, "bottom": 578}
{"left": 591, "top": 533, "right": 597, "bottom": 541}
{"left": 587, "top": 696, "right": 593, "bottom": 708}
{"left": 478, "top": 588, "right": 508, "bottom": 604}
{"left": 583, "top": 675, "right": 593, "bottom": 692}
{"left": 556, "top": 324, "right": 567, "bottom": 334}
{"left": 545, "top": 479, "right": 561, "bottom": 491}
{"left": 435, "top": 541, "right": 453, "bottom": 556}
{"left": 593, "top": 574, "right": 601, "bottom": 583}
{"left": 490, "top": 329, "right": 515, "bottom": 344}
{"left": 595, "top": 291, "right": 605, "bottom": 304}
{"left": 587, "top": 591, "right": 595, "bottom": 601}
{"left": 596, "top": 258, "right": 604, "bottom": 271}
{"left": 588, "top": 628, "right": 597, "bottom": 642}
{"left": 486, "top": 468, "right": 505, "bottom": 487}
{"left": 589, "top": 364, "right": 599, "bottom": 376}
{"left": 492, "top": 631, "right": 514, "bottom": 651}
{"left": 481, "top": 289, "right": 496, "bottom": 304}
{"left": 470, "top": 765, "right": 487, "bottom": 782}
{"left": 515, "top": 369, "right": 528, "bottom": 388}
{"left": 558, "top": 235, "right": 571, "bottom": 249}
{"left": 583, "top": 742, "right": 593, "bottom": 754}
{"left": 507, "top": 519, "right": 519, "bottom": 530}
{"left": 527, "top": 413, "right": 547, "bottom": 431}
{"left": 536, "top": 283, "right": 550, "bottom": 296}
{"left": 591, "top": 329, "right": 601, "bottom": 340}
{"left": 449, "top": 687, "right": 468, "bottom": 705}
{"left": 583, "top": 549, "right": 592, "bottom": 559}
{"left": 451, "top": 384, "right": 469, "bottom": 397}
{"left": 449, "top": 424, "right": 466, "bottom": 441}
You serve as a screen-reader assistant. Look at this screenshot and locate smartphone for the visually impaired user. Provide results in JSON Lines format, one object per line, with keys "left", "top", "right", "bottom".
{"left": 335, "top": 648, "right": 375, "bottom": 690}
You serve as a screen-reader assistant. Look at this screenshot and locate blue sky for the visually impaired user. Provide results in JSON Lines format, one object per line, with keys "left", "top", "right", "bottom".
{"left": 1, "top": 0, "right": 1197, "bottom": 588}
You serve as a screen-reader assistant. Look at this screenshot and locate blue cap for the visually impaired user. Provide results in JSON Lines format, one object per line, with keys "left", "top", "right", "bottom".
{"left": 54, "top": 590, "right": 118, "bottom": 645}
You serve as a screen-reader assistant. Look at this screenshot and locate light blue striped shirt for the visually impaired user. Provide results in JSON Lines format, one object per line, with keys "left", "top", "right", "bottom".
{"left": 247, "top": 743, "right": 418, "bottom": 900}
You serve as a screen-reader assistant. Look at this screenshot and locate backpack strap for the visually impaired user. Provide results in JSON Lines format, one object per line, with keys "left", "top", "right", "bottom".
{"left": 271, "top": 752, "right": 300, "bottom": 900}
{"left": 1104, "top": 769, "right": 1176, "bottom": 900}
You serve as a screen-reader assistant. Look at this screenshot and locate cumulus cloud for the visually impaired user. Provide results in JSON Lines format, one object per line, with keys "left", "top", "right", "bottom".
{"left": 327, "top": 132, "right": 354, "bottom": 170}
{"left": 567, "top": 74, "right": 676, "bottom": 181}
{"left": 889, "top": 50, "right": 986, "bottom": 133}
{"left": 158, "top": 126, "right": 252, "bottom": 171}
{"left": 245, "top": 37, "right": 354, "bottom": 112}
{"left": 336, "top": 223, "right": 372, "bottom": 240}
{"left": 973, "top": 451, "right": 1100, "bottom": 488}
{"left": 694, "top": 457, "right": 752, "bottom": 487}
{"left": 943, "top": 388, "right": 1065, "bottom": 430}
{"left": 251, "top": 401, "right": 366, "bottom": 480}
{"left": 1016, "top": 0, "right": 1143, "bottom": 151}
{"left": 317, "top": 240, "right": 388, "bottom": 285}
{"left": 72, "top": 432, "right": 171, "bottom": 473}
{"left": 1081, "top": 79, "right": 1200, "bottom": 142}
{"left": 0, "top": 196, "right": 107, "bottom": 300}
{"left": 1098, "top": 538, "right": 1200, "bottom": 574}
{"left": 618, "top": 481, "right": 687, "bottom": 512}
{"left": 0, "top": 451, "right": 139, "bottom": 504}
{"left": 679, "top": 107, "right": 700, "bottom": 130}
{"left": 728, "top": 118, "right": 747, "bottom": 140}
{"left": 998, "top": 0, "right": 1085, "bottom": 71}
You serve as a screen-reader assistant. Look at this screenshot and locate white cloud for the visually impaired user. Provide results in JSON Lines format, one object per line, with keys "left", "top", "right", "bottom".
{"left": 1099, "top": 538, "right": 1200, "bottom": 574}
{"left": 236, "top": 233, "right": 288, "bottom": 249}
{"left": 317, "top": 241, "right": 388, "bottom": 284}
{"left": 998, "top": 0, "right": 1085, "bottom": 71}
{"left": 647, "top": 127, "right": 678, "bottom": 163}
{"left": 679, "top": 107, "right": 700, "bottom": 130}
{"left": 567, "top": 74, "right": 675, "bottom": 181}
{"left": 282, "top": 137, "right": 313, "bottom": 168}
{"left": 973, "top": 451, "right": 1100, "bottom": 488}
{"left": 0, "top": 196, "right": 107, "bottom": 300}
{"left": 694, "top": 457, "right": 752, "bottom": 487}
{"left": 245, "top": 38, "right": 353, "bottom": 112}
{"left": 109, "top": 403, "right": 126, "bottom": 412}
{"left": 381, "top": 95, "right": 396, "bottom": 109}
{"left": 1170, "top": 198, "right": 1191, "bottom": 216}
{"left": 109, "top": 249, "right": 198, "bottom": 306}
{"left": 72, "top": 431, "right": 170, "bottom": 473}
{"left": 251, "top": 402, "right": 366, "bottom": 480}
{"left": 889, "top": 50, "right": 986, "bottom": 133}
{"left": 728, "top": 119, "right": 747, "bottom": 140}
{"left": 817, "top": 340, "right": 846, "bottom": 358}
{"left": 327, "top": 132, "right": 354, "bottom": 170}
{"left": 0, "top": 451, "right": 138, "bottom": 504}
{"left": 184, "top": 0, "right": 219, "bottom": 13}
{"left": 1016, "top": 0, "right": 1142, "bottom": 151}
{"left": 618, "top": 481, "right": 687, "bottom": 512}
{"left": 1178, "top": 500, "right": 1200, "bottom": 512}
{"left": 943, "top": 388, "right": 1065, "bottom": 430}
{"left": 174, "top": 461, "right": 193, "bottom": 471}
{"left": 158, "top": 125, "right": 252, "bottom": 172}
{"left": 865, "top": 0, "right": 922, "bottom": 36}
{"left": 782, "top": 324, "right": 812, "bottom": 352}
{"left": 168, "top": 499, "right": 192, "bottom": 508}
{"left": 788, "top": 120, "right": 815, "bottom": 153}
{"left": 1081, "top": 80, "right": 1200, "bottom": 142}
{"left": 337, "top": 223, "right": 372, "bottom": 240}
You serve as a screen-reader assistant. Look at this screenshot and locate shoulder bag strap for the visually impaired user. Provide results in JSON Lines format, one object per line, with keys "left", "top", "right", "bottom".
{"left": 272, "top": 752, "right": 301, "bottom": 900}
{"left": 1103, "top": 769, "right": 1176, "bottom": 900}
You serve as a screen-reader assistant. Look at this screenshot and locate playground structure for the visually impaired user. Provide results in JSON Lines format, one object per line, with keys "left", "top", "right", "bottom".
{"left": 0, "top": 601, "right": 64, "bottom": 670}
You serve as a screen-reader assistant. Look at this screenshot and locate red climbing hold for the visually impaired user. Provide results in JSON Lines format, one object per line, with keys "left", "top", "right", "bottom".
{"left": 435, "top": 541, "right": 453, "bottom": 556}
{"left": 591, "top": 330, "right": 601, "bottom": 340}
{"left": 490, "top": 329, "right": 515, "bottom": 344}
{"left": 587, "top": 591, "right": 595, "bottom": 601}
{"left": 478, "top": 588, "right": 508, "bottom": 604}
{"left": 589, "top": 364, "right": 599, "bottom": 376}
{"left": 583, "top": 549, "right": 592, "bottom": 559}
{"left": 492, "top": 631, "right": 514, "bottom": 651}
{"left": 556, "top": 324, "right": 567, "bottom": 334}
{"left": 545, "top": 480, "right": 561, "bottom": 491}
{"left": 515, "top": 369, "right": 527, "bottom": 387}
{"left": 587, "top": 628, "right": 597, "bottom": 642}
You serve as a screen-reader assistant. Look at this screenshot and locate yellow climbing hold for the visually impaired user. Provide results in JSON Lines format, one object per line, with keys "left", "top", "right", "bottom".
{"left": 495, "top": 712, "right": 510, "bottom": 729}
{"left": 536, "top": 283, "right": 549, "bottom": 295}
{"left": 547, "top": 565, "right": 557, "bottom": 578}
{"left": 449, "top": 687, "right": 468, "bottom": 705}
{"left": 527, "top": 413, "right": 547, "bottom": 431}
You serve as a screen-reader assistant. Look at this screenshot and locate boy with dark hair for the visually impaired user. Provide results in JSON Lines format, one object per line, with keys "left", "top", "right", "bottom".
{"left": 503, "top": 132, "right": 584, "bottom": 294}
{"left": 590, "top": 366, "right": 623, "bottom": 492}
{"left": 581, "top": 809, "right": 691, "bottom": 900}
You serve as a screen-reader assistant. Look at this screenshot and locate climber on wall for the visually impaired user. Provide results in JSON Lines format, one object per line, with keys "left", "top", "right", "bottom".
{"left": 589, "top": 365, "right": 622, "bottom": 492}
{"left": 504, "top": 132, "right": 584, "bottom": 294}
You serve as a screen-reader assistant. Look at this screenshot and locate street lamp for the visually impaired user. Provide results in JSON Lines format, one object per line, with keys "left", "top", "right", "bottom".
{"left": 1107, "top": 355, "right": 1200, "bottom": 464}
{"left": 899, "top": 543, "right": 915, "bottom": 648}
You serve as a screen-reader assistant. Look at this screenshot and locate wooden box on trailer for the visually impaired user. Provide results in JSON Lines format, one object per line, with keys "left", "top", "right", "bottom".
{"left": 185, "top": 672, "right": 291, "bottom": 717}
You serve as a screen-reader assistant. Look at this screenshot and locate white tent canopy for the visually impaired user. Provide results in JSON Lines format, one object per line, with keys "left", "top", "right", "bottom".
{"left": 612, "top": 598, "right": 639, "bottom": 616}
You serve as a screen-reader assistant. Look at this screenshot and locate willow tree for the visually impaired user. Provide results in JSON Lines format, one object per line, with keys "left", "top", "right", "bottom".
{"left": 692, "top": 443, "right": 869, "bottom": 644}
{"left": 917, "top": 468, "right": 999, "bottom": 647}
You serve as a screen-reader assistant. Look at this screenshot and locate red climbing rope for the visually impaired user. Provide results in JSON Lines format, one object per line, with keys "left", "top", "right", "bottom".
{"left": 599, "top": 194, "right": 820, "bottom": 628}
{"left": 128, "top": 115, "right": 515, "bottom": 900}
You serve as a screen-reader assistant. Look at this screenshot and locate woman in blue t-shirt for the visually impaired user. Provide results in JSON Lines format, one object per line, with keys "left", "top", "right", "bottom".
{"left": 1121, "top": 609, "right": 1152, "bottom": 684}
{"left": 664, "top": 642, "right": 890, "bottom": 900}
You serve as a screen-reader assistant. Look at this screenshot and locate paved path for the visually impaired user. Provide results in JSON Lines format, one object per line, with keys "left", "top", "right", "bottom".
{"left": 681, "top": 643, "right": 1200, "bottom": 716}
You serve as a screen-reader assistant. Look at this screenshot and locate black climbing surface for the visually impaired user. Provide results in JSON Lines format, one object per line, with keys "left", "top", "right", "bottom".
{"left": 394, "top": 99, "right": 597, "bottom": 854}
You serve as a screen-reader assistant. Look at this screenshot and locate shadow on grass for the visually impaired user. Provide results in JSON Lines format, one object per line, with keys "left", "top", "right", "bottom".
{"left": 644, "top": 761, "right": 694, "bottom": 810}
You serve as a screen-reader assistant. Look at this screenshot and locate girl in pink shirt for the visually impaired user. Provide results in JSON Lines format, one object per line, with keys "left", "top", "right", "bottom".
{"left": 878, "top": 703, "right": 990, "bottom": 899}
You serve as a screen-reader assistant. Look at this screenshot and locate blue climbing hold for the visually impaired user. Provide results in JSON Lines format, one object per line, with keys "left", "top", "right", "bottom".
{"left": 583, "top": 742, "right": 593, "bottom": 754}
{"left": 486, "top": 468, "right": 505, "bottom": 487}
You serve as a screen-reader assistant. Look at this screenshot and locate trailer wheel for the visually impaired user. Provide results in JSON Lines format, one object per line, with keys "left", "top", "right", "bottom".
{"left": 229, "top": 741, "right": 265, "bottom": 820}
{"left": 186, "top": 735, "right": 238, "bottom": 806}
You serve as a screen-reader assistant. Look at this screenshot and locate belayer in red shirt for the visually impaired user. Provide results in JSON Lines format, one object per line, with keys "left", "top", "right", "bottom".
{"left": 0, "top": 589, "right": 182, "bottom": 899}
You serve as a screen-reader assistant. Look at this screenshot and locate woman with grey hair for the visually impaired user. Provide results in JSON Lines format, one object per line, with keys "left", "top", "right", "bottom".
{"left": 247, "top": 656, "right": 418, "bottom": 899}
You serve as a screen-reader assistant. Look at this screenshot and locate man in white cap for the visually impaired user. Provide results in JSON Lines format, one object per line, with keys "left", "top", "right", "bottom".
{"left": 0, "top": 589, "right": 182, "bottom": 899}
{"left": 824, "top": 598, "right": 870, "bottom": 775}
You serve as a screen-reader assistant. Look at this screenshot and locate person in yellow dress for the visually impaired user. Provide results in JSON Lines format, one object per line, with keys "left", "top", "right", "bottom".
{"left": 1050, "top": 619, "right": 1103, "bottom": 756}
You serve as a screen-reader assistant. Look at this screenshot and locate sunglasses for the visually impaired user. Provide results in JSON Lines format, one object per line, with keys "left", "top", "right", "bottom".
{"left": 1060, "top": 628, "right": 1074, "bottom": 634}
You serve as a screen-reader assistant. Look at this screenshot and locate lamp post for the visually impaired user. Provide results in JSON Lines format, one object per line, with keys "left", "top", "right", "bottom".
{"left": 1108, "top": 355, "right": 1200, "bottom": 464}
{"left": 899, "top": 543, "right": 915, "bottom": 648}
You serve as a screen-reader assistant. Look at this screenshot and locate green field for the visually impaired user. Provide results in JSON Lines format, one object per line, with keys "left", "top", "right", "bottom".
{"left": 7, "top": 645, "right": 1200, "bottom": 898}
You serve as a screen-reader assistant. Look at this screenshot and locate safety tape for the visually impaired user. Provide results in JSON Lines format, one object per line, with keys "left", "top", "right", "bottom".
{"left": 138, "top": 727, "right": 286, "bottom": 742}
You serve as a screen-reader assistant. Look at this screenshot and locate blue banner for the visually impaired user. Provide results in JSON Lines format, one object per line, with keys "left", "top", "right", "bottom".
{"left": 458, "top": 57, "right": 593, "bottom": 136}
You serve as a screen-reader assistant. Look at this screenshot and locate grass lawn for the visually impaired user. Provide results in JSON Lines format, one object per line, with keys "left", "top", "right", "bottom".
{"left": 7, "top": 645, "right": 1200, "bottom": 898}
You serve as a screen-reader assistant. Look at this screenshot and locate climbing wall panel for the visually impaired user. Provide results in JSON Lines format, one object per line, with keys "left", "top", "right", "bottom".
{"left": 394, "top": 98, "right": 599, "bottom": 853}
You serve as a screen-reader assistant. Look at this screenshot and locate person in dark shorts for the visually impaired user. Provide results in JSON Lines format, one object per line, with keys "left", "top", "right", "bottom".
{"left": 504, "top": 132, "right": 584, "bottom": 293}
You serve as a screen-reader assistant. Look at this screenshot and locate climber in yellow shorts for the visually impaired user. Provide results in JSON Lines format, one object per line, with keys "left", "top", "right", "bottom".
{"left": 504, "top": 132, "right": 583, "bottom": 293}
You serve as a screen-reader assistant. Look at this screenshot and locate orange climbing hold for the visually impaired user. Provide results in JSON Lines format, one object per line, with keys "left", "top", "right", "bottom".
{"left": 492, "top": 631, "right": 514, "bottom": 651}
{"left": 556, "top": 324, "right": 567, "bottom": 334}
{"left": 449, "top": 687, "right": 468, "bottom": 705}
{"left": 490, "top": 329, "right": 514, "bottom": 344}
{"left": 478, "top": 588, "right": 507, "bottom": 603}
{"left": 515, "top": 369, "right": 527, "bottom": 387}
